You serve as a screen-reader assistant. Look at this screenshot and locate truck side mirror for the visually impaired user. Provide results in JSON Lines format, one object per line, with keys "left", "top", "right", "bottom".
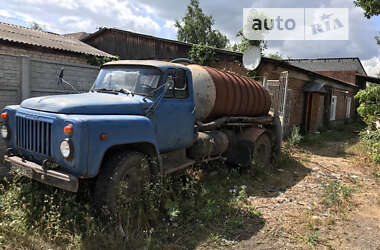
{"left": 58, "top": 68, "right": 64, "bottom": 79}
{"left": 57, "top": 68, "right": 64, "bottom": 86}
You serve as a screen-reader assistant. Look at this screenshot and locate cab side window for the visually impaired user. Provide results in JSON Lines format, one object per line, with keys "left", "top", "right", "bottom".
{"left": 164, "top": 69, "right": 189, "bottom": 99}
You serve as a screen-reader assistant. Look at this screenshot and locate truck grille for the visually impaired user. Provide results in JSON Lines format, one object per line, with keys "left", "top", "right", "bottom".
{"left": 16, "top": 116, "right": 52, "bottom": 156}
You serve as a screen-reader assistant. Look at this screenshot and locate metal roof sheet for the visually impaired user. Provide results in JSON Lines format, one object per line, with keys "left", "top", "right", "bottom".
{"left": 0, "top": 22, "right": 115, "bottom": 58}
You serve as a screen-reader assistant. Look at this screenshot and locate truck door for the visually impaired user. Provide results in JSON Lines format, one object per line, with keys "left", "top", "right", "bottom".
{"left": 152, "top": 68, "right": 195, "bottom": 152}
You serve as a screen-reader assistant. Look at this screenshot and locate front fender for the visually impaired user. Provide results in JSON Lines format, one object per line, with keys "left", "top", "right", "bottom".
{"left": 85, "top": 115, "right": 158, "bottom": 177}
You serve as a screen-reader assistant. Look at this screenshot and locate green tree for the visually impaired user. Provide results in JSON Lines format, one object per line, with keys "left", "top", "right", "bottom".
{"left": 189, "top": 44, "right": 216, "bottom": 65}
{"left": 175, "top": 0, "right": 228, "bottom": 48}
{"left": 354, "top": 0, "right": 380, "bottom": 18}
{"left": 30, "top": 22, "right": 43, "bottom": 31}
{"left": 355, "top": 85, "right": 380, "bottom": 127}
{"left": 233, "top": 29, "right": 267, "bottom": 53}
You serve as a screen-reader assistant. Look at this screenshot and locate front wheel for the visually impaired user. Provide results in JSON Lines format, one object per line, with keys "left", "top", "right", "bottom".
{"left": 95, "top": 151, "right": 152, "bottom": 236}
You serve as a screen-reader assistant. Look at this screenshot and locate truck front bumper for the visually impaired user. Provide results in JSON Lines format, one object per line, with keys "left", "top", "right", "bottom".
{"left": 4, "top": 156, "right": 78, "bottom": 192}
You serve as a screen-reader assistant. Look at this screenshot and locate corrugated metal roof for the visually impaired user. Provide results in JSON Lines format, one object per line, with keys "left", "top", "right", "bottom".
{"left": 261, "top": 57, "right": 358, "bottom": 89}
{"left": 284, "top": 57, "right": 367, "bottom": 76}
{"left": 0, "top": 22, "right": 115, "bottom": 58}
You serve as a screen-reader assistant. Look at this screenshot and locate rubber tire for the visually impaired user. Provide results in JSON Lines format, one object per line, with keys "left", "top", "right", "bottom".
{"left": 252, "top": 133, "right": 272, "bottom": 171}
{"left": 95, "top": 151, "right": 149, "bottom": 212}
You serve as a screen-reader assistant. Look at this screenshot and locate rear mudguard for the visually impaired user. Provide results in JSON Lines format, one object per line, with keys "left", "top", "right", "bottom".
{"left": 225, "top": 127, "right": 269, "bottom": 166}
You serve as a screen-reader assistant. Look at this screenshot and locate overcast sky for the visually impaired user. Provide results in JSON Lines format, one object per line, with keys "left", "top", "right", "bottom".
{"left": 0, "top": 0, "right": 379, "bottom": 76}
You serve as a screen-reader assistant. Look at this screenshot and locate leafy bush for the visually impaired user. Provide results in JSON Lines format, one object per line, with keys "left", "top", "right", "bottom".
{"left": 360, "top": 129, "right": 380, "bottom": 163}
{"left": 85, "top": 55, "right": 118, "bottom": 67}
{"left": 189, "top": 43, "right": 216, "bottom": 65}
{"left": 355, "top": 85, "right": 380, "bottom": 127}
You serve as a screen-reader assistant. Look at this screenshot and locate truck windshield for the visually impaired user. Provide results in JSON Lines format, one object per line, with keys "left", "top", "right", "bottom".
{"left": 93, "top": 66, "right": 161, "bottom": 96}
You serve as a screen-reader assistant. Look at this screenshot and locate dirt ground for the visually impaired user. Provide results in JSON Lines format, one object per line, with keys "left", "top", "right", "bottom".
{"left": 224, "top": 135, "right": 380, "bottom": 249}
{"left": 1, "top": 125, "right": 379, "bottom": 250}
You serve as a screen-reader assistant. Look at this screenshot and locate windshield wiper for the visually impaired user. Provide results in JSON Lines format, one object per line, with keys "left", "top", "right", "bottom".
{"left": 93, "top": 88, "right": 119, "bottom": 94}
{"left": 117, "top": 88, "right": 134, "bottom": 96}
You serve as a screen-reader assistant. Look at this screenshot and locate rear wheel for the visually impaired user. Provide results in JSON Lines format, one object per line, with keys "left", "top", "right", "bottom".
{"left": 95, "top": 151, "right": 152, "bottom": 236}
{"left": 252, "top": 134, "right": 272, "bottom": 172}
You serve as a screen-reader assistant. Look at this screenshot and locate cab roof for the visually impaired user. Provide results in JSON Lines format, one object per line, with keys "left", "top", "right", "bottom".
{"left": 103, "top": 60, "right": 189, "bottom": 71}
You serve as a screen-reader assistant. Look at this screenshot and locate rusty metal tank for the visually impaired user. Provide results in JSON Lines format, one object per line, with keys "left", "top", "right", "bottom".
{"left": 187, "top": 64, "right": 271, "bottom": 121}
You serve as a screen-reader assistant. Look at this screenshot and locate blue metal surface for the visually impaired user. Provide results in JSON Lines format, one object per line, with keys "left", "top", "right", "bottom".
{"left": 152, "top": 68, "right": 195, "bottom": 151}
{"left": 21, "top": 92, "right": 152, "bottom": 115}
{"left": 1, "top": 61, "right": 196, "bottom": 179}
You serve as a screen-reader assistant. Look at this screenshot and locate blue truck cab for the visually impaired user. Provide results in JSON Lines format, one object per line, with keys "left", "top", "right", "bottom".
{"left": 1, "top": 60, "right": 280, "bottom": 208}
{"left": 1, "top": 60, "right": 198, "bottom": 191}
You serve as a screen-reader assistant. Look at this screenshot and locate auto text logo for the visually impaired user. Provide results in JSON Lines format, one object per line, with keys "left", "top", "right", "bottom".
{"left": 243, "top": 8, "right": 349, "bottom": 40}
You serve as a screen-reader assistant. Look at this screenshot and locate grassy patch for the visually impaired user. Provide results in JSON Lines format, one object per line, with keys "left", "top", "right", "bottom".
{"left": 306, "top": 230, "right": 321, "bottom": 246}
{"left": 0, "top": 162, "right": 268, "bottom": 249}
{"left": 322, "top": 180, "right": 354, "bottom": 209}
{"left": 302, "top": 122, "right": 364, "bottom": 147}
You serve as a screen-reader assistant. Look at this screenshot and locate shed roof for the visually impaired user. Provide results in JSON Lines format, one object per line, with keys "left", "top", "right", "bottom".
{"left": 284, "top": 57, "right": 367, "bottom": 76}
{"left": 303, "top": 81, "right": 327, "bottom": 93}
{"left": 82, "top": 27, "right": 242, "bottom": 57}
{"left": 261, "top": 57, "right": 358, "bottom": 90}
{"left": 356, "top": 74, "right": 380, "bottom": 84}
{"left": 0, "top": 22, "right": 115, "bottom": 58}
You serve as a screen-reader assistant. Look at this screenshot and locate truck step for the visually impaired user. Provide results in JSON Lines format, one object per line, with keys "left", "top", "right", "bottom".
{"left": 163, "top": 158, "right": 195, "bottom": 175}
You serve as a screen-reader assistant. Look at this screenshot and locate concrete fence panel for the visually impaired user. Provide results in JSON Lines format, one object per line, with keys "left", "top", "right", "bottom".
{"left": 0, "top": 53, "right": 99, "bottom": 169}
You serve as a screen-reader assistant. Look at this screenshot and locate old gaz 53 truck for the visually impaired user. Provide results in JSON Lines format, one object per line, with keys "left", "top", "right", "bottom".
{"left": 1, "top": 60, "right": 281, "bottom": 209}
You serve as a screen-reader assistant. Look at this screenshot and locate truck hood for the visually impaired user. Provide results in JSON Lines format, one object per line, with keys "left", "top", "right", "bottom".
{"left": 20, "top": 92, "right": 152, "bottom": 115}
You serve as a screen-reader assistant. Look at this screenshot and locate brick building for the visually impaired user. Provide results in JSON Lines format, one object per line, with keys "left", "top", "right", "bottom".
{"left": 257, "top": 58, "right": 360, "bottom": 133}
{"left": 284, "top": 58, "right": 367, "bottom": 87}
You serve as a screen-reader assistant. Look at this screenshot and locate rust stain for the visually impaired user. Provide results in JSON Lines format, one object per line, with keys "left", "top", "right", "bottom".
{"left": 203, "top": 66, "right": 271, "bottom": 117}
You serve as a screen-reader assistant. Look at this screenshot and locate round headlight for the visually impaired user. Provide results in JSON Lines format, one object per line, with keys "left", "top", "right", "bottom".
{"left": 1, "top": 125, "right": 8, "bottom": 139}
{"left": 60, "top": 139, "right": 73, "bottom": 159}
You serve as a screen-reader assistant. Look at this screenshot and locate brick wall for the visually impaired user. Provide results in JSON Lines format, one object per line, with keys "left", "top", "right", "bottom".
{"left": 315, "top": 70, "right": 357, "bottom": 85}
{"left": 0, "top": 42, "right": 88, "bottom": 65}
{"left": 332, "top": 90, "right": 355, "bottom": 121}
{"left": 287, "top": 77, "right": 306, "bottom": 129}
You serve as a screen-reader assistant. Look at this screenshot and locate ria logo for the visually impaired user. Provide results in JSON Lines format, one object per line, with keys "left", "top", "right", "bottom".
{"left": 243, "top": 8, "right": 349, "bottom": 41}
{"left": 310, "top": 13, "right": 344, "bottom": 35}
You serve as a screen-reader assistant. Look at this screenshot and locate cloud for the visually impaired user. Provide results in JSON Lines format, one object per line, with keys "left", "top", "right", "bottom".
{"left": 164, "top": 20, "right": 176, "bottom": 31}
{"left": 137, "top": 0, "right": 380, "bottom": 62}
{"left": 0, "top": 0, "right": 378, "bottom": 65}
{"left": 0, "top": 10, "right": 11, "bottom": 18}
{"left": 1, "top": 0, "right": 162, "bottom": 36}
{"left": 362, "top": 57, "right": 380, "bottom": 76}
